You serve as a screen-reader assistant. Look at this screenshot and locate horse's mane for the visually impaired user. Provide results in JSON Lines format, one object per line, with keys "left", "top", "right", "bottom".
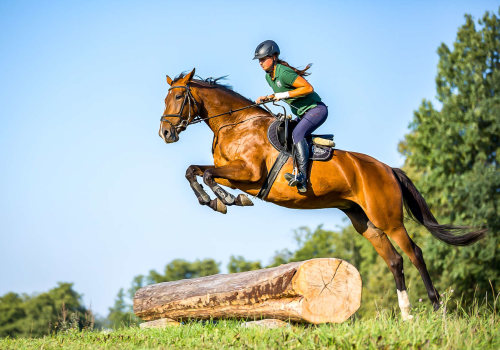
{"left": 173, "top": 72, "right": 257, "bottom": 106}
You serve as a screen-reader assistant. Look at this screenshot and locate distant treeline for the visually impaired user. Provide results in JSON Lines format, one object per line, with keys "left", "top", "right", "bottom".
{"left": 0, "top": 282, "right": 97, "bottom": 338}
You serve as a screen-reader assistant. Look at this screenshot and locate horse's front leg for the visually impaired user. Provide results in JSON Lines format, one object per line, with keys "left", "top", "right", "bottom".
{"left": 185, "top": 165, "right": 214, "bottom": 205}
{"left": 202, "top": 160, "right": 256, "bottom": 211}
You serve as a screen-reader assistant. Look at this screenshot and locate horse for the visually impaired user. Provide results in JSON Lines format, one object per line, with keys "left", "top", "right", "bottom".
{"left": 158, "top": 68, "right": 486, "bottom": 321}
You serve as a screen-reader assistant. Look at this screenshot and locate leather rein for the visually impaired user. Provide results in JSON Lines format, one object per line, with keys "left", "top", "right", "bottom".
{"left": 160, "top": 84, "right": 274, "bottom": 133}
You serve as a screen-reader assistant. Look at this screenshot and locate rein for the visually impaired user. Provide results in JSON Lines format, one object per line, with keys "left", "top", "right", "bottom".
{"left": 160, "top": 84, "right": 275, "bottom": 132}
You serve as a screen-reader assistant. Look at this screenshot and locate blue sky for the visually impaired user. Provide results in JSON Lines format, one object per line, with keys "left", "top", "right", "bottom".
{"left": 1, "top": 0, "right": 498, "bottom": 317}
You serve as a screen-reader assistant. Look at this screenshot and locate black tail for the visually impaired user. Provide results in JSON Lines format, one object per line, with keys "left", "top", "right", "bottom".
{"left": 392, "top": 168, "right": 487, "bottom": 246}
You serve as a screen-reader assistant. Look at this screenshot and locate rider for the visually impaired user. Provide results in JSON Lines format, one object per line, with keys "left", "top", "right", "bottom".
{"left": 254, "top": 40, "right": 328, "bottom": 193}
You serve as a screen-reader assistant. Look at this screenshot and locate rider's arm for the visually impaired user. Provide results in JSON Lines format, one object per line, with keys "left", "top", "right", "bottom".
{"left": 273, "top": 76, "right": 314, "bottom": 100}
{"left": 288, "top": 76, "right": 314, "bottom": 98}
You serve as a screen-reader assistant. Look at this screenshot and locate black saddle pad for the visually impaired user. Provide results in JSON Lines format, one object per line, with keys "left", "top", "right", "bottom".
{"left": 267, "top": 120, "right": 333, "bottom": 161}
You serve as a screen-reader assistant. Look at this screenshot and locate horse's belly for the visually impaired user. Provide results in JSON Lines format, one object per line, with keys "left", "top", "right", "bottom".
{"left": 263, "top": 179, "right": 352, "bottom": 209}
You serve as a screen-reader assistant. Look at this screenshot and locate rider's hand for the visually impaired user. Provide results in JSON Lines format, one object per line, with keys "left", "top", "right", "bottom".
{"left": 256, "top": 95, "right": 273, "bottom": 103}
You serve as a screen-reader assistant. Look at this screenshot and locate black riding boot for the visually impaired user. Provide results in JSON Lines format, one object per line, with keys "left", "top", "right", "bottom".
{"left": 284, "top": 138, "right": 310, "bottom": 193}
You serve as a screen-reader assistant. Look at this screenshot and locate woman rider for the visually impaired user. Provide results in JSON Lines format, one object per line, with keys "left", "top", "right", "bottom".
{"left": 254, "top": 40, "right": 328, "bottom": 193}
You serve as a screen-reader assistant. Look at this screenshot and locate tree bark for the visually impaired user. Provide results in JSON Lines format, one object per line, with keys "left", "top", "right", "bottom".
{"left": 133, "top": 258, "right": 361, "bottom": 324}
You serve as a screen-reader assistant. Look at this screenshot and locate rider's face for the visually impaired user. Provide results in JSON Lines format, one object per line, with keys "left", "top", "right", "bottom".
{"left": 259, "top": 56, "right": 274, "bottom": 72}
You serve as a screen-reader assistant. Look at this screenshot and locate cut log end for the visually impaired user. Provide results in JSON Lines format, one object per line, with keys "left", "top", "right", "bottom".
{"left": 293, "top": 258, "right": 362, "bottom": 323}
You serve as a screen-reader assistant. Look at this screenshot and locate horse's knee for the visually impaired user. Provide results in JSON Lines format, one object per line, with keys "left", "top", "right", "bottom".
{"left": 202, "top": 170, "right": 213, "bottom": 185}
{"left": 185, "top": 166, "right": 195, "bottom": 180}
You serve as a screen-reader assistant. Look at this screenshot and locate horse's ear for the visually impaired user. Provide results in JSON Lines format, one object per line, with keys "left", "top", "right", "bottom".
{"left": 185, "top": 68, "right": 196, "bottom": 82}
{"left": 166, "top": 75, "right": 173, "bottom": 86}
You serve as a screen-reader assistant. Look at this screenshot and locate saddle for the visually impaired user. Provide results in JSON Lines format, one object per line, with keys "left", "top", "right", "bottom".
{"left": 257, "top": 119, "right": 335, "bottom": 200}
{"left": 267, "top": 119, "right": 335, "bottom": 161}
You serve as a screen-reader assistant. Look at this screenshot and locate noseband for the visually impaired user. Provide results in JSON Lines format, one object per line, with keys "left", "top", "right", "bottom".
{"left": 160, "top": 84, "right": 201, "bottom": 132}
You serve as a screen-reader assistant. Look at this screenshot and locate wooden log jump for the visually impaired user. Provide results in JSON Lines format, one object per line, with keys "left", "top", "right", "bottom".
{"left": 133, "top": 258, "right": 362, "bottom": 324}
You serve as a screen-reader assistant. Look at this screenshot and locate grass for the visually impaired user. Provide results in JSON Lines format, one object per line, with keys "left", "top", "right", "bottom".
{"left": 1, "top": 297, "right": 498, "bottom": 349}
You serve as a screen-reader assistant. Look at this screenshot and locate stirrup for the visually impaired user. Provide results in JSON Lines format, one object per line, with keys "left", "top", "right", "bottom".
{"left": 284, "top": 172, "right": 295, "bottom": 186}
{"left": 284, "top": 172, "right": 306, "bottom": 190}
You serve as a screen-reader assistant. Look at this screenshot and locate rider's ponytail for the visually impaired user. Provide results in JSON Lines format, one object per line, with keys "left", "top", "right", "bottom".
{"left": 276, "top": 59, "right": 312, "bottom": 77}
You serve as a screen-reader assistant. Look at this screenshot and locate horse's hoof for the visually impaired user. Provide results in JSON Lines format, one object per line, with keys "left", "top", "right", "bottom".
{"left": 235, "top": 194, "right": 254, "bottom": 206}
{"left": 214, "top": 188, "right": 235, "bottom": 205}
{"left": 209, "top": 198, "right": 227, "bottom": 214}
{"left": 197, "top": 194, "right": 211, "bottom": 205}
{"left": 402, "top": 314, "right": 414, "bottom": 321}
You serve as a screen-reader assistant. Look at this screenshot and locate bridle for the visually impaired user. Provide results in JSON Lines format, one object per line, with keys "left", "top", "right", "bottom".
{"left": 160, "top": 82, "right": 280, "bottom": 134}
{"left": 160, "top": 84, "right": 201, "bottom": 133}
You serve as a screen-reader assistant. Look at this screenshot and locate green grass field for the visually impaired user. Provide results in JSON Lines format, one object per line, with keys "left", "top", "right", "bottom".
{"left": 1, "top": 302, "right": 498, "bottom": 349}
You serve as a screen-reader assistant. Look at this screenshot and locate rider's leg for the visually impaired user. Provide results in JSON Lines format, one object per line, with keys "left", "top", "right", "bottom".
{"left": 286, "top": 138, "right": 310, "bottom": 192}
{"left": 284, "top": 103, "right": 328, "bottom": 192}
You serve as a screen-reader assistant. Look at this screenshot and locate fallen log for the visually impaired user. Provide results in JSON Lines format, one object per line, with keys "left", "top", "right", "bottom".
{"left": 134, "top": 258, "right": 361, "bottom": 324}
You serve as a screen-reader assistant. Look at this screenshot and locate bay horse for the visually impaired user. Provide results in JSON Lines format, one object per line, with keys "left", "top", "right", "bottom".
{"left": 159, "top": 68, "right": 486, "bottom": 320}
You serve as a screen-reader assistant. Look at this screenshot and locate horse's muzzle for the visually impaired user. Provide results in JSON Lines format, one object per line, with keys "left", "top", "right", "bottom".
{"left": 162, "top": 128, "right": 179, "bottom": 143}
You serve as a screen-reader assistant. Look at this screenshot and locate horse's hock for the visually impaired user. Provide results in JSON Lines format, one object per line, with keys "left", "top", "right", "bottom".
{"left": 133, "top": 258, "right": 362, "bottom": 324}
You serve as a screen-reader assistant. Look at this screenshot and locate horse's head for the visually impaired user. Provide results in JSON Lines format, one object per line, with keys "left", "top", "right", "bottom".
{"left": 159, "top": 68, "right": 200, "bottom": 143}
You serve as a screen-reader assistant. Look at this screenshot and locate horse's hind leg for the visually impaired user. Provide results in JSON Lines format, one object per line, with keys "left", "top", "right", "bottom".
{"left": 386, "top": 227, "right": 440, "bottom": 310}
{"left": 343, "top": 206, "right": 413, "bottom": 320}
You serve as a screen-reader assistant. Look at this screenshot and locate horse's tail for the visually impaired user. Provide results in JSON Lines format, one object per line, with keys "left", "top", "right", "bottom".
{"left": 392, "top": 168, "right": 487, "bottom": 246}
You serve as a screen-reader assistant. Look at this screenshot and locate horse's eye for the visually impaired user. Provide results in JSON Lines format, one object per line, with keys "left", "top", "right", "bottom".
{"left": 175, "top": 94, "right": 183, "bottom": 100}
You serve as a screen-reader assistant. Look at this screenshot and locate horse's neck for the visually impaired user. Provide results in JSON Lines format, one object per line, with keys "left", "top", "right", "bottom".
{"left": 196, "top": 86, "right": 257, "bottom": 133}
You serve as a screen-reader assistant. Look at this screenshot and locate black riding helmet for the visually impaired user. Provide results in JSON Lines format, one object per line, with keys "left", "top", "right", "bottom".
{"left": 253, "top": 40, "right": 280, "bottom": 60}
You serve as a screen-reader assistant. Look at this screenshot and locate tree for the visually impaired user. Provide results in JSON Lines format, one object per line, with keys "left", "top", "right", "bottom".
{"left": 107, "top": 288, "right": 137, "bottom": 328}
{"left": 0, "top": 282, "right": 92, "bottom": 338}
{"left": 267, "top": 225, "right": 363, "bottom": 267}
{"left": 399, "top": 9, "right": 500, "bottom": 302}
{"left": 227, "top": 255, "right": 262, "bottom": 273}
{"left": 146, "top": 258, "right": 220, "bottom": 284}
{"left": 0, "top": 293, "right": 26, "bottom": 337}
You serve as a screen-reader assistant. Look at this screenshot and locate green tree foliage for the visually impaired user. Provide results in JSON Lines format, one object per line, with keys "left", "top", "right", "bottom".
{"left": 145, "top": 258, "right": 220, "bottom": 284}
{"left": 227, "top": 255, "right": 262, "bottom": 273}
{"left": 267, "top": 226, "right": 362, "bottom": 267}
{"left": 106, "top": 288, "right": 137, "bottom": 329}
{"left": 0, "top": 283, "right": 93, "bottom": 338}
{"left": 0, "top": 293, "right": 26, "bottom": 337}
{"left": 399, "top": 9, "right": 499, "bottom": 301}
